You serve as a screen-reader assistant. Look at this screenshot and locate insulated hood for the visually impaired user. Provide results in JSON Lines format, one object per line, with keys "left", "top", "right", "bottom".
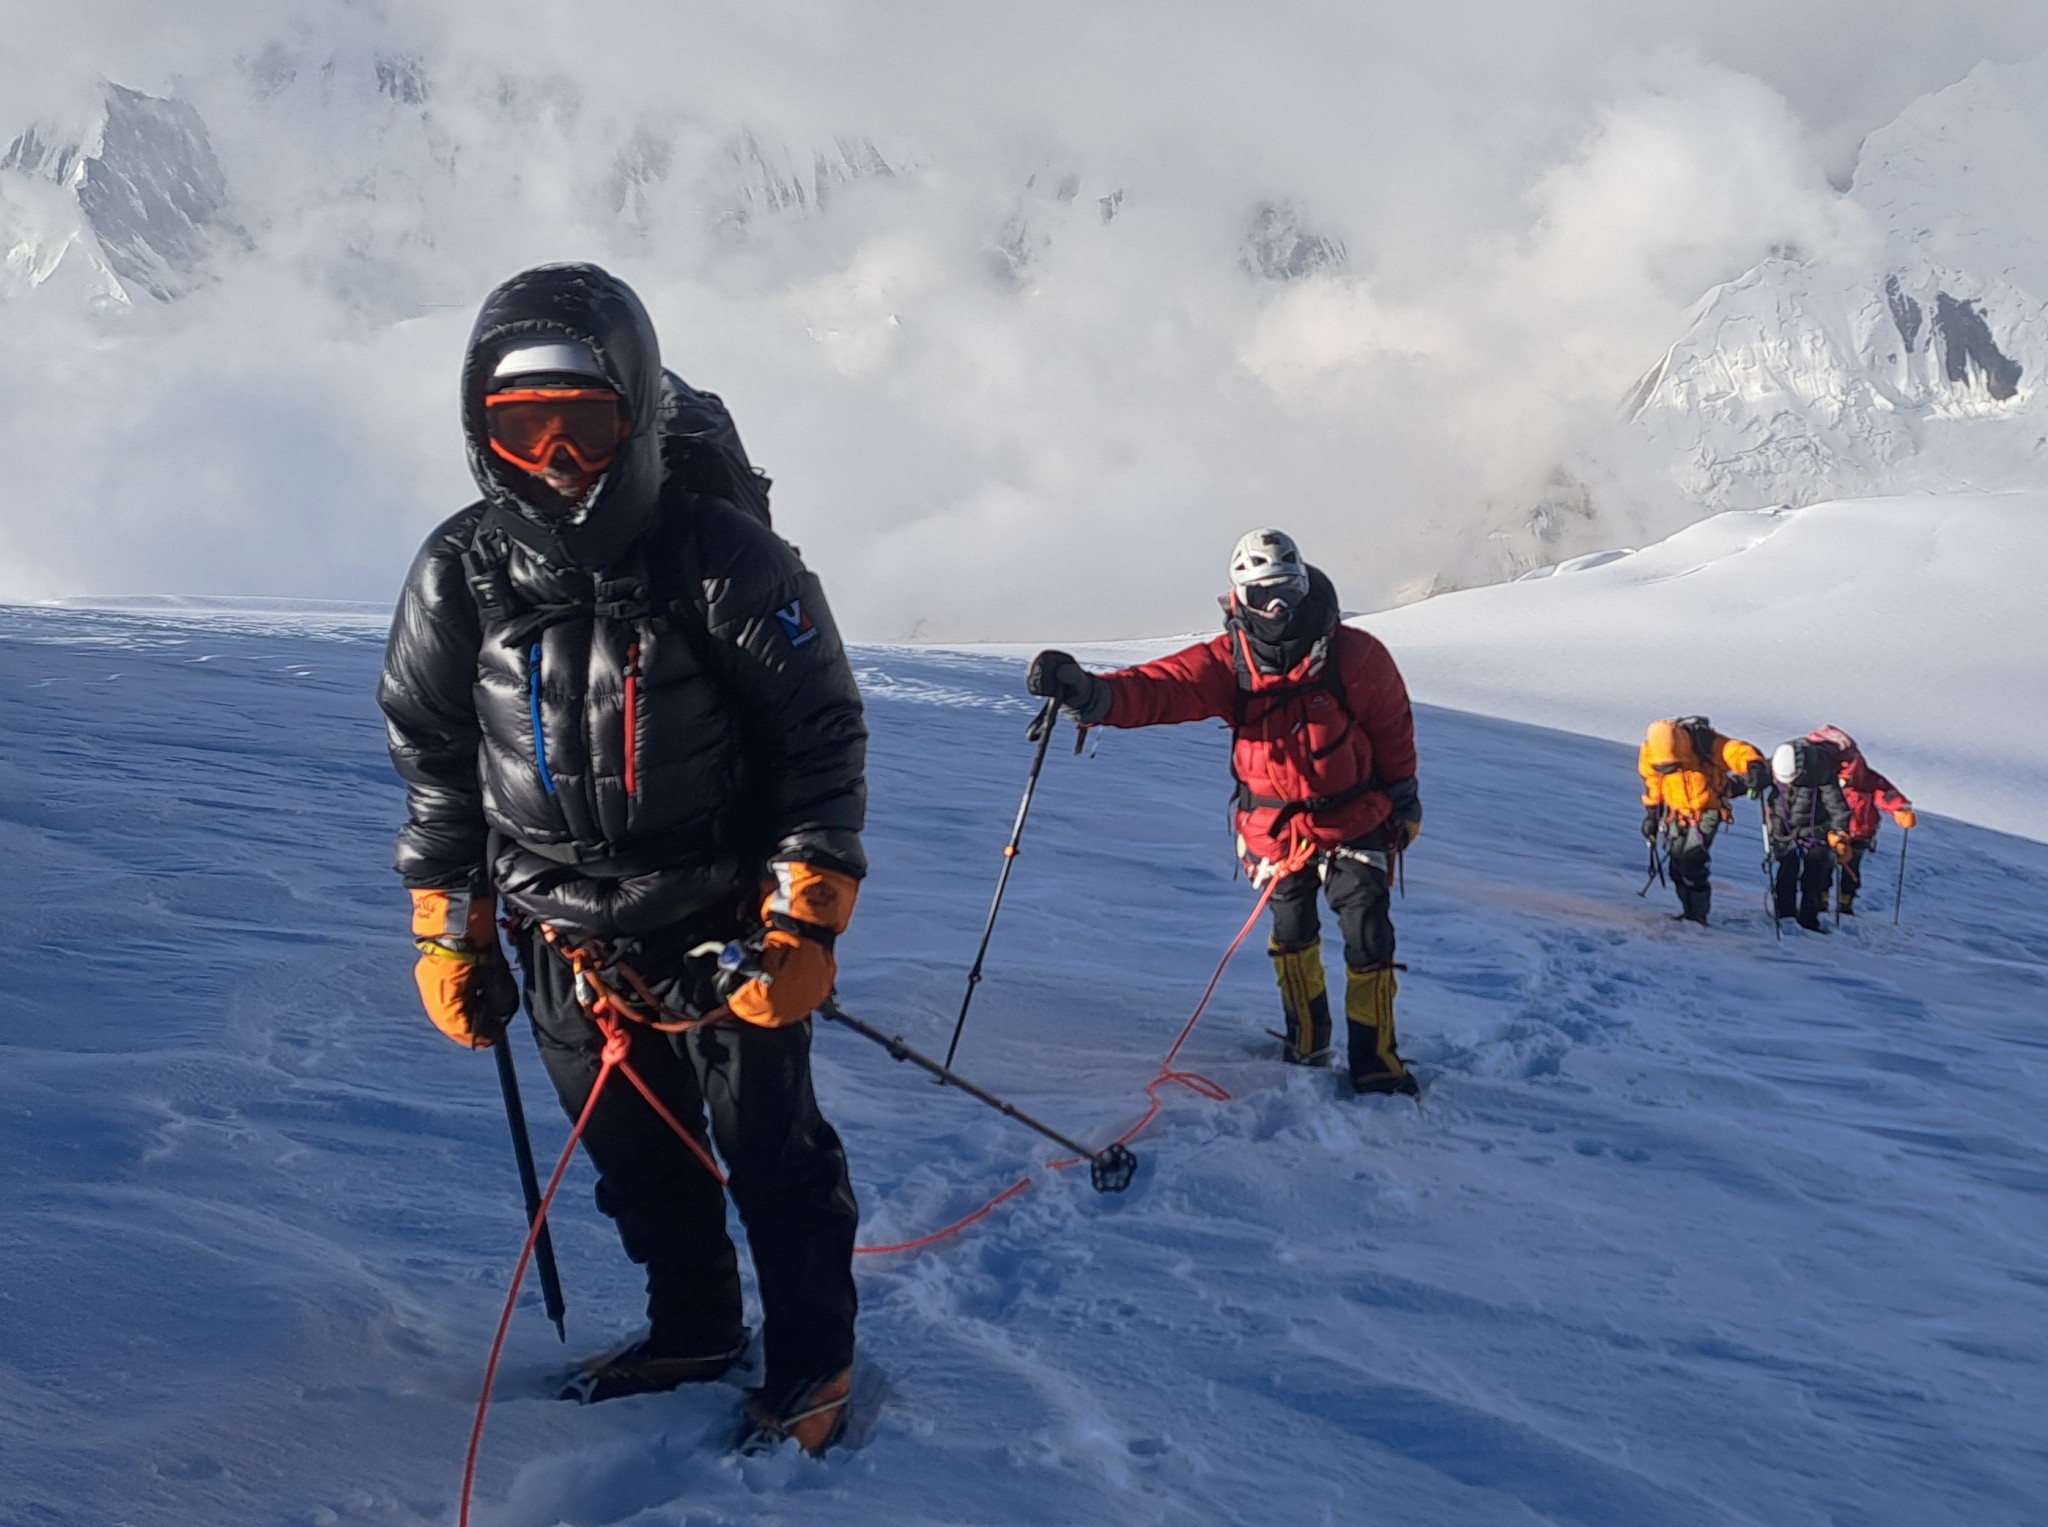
{"left": 462, "top": 262, "right": 667, "bottom": 570}
{"left": 1643, "top": 720, "right": 1689, "bottom": 771}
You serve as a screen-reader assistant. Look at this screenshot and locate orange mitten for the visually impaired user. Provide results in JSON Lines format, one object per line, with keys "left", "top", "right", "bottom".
{"left": 410, "top": 889, "right": 518, "bottom": 1047}
{"left": 726, "top": 865, "right": 859, "bottom": 1028}
{"left": 727, "top": 929, "right": 838, "bottom": 1028}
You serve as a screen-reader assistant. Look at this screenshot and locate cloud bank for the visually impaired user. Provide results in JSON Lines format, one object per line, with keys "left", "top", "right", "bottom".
{"left": 2, "top": 1, "right": 2046, "bottom": 639}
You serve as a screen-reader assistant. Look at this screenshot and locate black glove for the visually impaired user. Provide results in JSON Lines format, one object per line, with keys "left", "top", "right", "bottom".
{"left": 1384, "top": 777, "right": 1423, "bottom": 847}
{"left": 1641, "top": 808, "right": 1662, "bottom": 840}
{"left": 1026, "top": 649, "right": 1108, "bottom": 721}
{"left": 1742, "top": 758, "right": 1771, "bottom": 798}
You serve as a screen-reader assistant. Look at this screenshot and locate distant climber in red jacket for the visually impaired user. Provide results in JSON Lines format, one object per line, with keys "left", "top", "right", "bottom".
{"left": 1806, "top": 725, "right": 1916, "bottom": 915}
{"left": 1026, "top": 529, "right": 1423, "bottom": 1098}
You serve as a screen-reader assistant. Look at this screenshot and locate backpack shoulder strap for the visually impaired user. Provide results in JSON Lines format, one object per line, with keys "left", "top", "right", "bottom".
{"left": 459, "top": 516, "right": 518, "bottom": 627}
{"left": 460, "top": 503, "right": 708, "bottom": 649}
{"left": 1315, "top": 632, "right": 1348, "bottom": 714}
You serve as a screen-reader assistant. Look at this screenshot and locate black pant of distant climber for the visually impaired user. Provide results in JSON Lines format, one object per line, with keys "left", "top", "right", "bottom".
{"left": 1665, "top": 816, "right": 1719, "bottom": 922}
{"left": 1773, "top": 846, "right": 1834, "bottom": 931}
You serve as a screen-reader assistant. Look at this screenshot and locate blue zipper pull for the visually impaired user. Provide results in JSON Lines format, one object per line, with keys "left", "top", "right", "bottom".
{"left": 529, "top": 641, "right": 557, "bottom": 796}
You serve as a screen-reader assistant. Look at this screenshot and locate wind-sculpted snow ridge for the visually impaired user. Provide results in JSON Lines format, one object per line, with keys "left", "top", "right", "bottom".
{"left": 1367, "top": 491, "right": 2048, "bottom": 842}
{"left": 1, "top": 604, "right": 2044, "bottom": 1525}
{"left": 1621, "top": 54, "right": 2048, "bottom": 516}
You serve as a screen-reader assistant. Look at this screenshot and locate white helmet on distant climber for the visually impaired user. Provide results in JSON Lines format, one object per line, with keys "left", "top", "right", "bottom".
{"left": 1228, "top": 528, "right": 1310, "bottom": 614}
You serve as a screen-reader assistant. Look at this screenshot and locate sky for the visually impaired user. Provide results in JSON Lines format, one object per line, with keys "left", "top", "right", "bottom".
{"left": 3, "top": 0, "right": 2048, "bottom": 640}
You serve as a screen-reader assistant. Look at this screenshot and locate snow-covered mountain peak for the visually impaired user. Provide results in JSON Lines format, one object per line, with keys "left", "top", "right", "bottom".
{"left": 2, "top": 79, "right": 242, "bottom": 304}
{"left": 1619, "top": 52, "right": 2048, "bottom": 518}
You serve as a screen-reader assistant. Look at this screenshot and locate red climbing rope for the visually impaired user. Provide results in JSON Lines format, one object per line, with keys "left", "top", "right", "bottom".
{"left": 459, "top": 990, "right": 727, "bottom": 1527}
{"left": 858, "top": 856, "right": 1296, "bottom": 1253}
{"left": 854, "top": 1175, "right": 1038, "bottom": 1256}
{"left": 459, "top": 1021, "right": 621, "bottom": 1527}
{"left": 462, "top": 854, "right": 1300, "bottom": 1517}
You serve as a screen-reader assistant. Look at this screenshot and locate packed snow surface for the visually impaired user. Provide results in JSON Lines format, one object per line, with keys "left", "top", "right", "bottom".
{"left": 1364, "top": 491, "right": 2048, "bottom": 844}
{"left": 2, "top": 593, "right": 2045, "bottom": 1526}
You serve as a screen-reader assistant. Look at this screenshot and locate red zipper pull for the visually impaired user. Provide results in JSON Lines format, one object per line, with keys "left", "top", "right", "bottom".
{"left": 623, "top": 640, "right": 641, "bottom": 797}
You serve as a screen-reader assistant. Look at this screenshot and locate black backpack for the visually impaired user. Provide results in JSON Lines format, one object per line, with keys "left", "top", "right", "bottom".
{"left": 1672, "top": 715, "right": 1718, "bottom": 767}
{"left": 660, "top": 371, "right": 772, "bottom": 527}
{"left": 1778, "top": 738, "right": 1841, "bottom": 790}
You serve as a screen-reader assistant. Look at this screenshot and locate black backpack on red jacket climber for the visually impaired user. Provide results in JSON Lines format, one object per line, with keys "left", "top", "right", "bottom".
{"left": 1225, "top": 629, "right": 1377, "bottom": 828}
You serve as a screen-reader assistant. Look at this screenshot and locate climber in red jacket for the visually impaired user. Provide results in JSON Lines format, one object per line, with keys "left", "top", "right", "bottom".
{"left": 1027, "top": 529, "right": 1422, "bottom": 1097}
{"left": 1805, "top": 725, "right": 1916, "bottom": 915}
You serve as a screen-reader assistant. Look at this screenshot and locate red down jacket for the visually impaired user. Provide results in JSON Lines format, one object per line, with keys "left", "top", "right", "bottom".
{"left": 1095, "top": 624, "right": 1417, "bottom": 862}
{"left": 1806, "top": 725, "right": 1912, "bottom": 842}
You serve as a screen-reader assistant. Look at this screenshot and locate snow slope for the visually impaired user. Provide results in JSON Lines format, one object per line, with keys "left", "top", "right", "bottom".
{"left": 1365, "top": 491, "right": 2048, "bottom": 844}
{"left": 2, "top": 603, "right": 2046, "bottom": 1526}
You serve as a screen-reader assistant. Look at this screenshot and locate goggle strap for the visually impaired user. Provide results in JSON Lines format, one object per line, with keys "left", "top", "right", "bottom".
{"left": 484, "top": 388, "right": 620, "bottom": 405}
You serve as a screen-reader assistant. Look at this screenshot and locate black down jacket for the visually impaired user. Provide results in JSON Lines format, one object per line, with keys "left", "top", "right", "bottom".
{"left": 379, "top": 264, "right": 866, "bottom": 937}
{"left": 1766, "top": 740, "right": 1851, "bottom": 855}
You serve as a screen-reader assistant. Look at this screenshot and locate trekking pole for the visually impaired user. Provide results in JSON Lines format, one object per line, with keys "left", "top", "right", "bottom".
{"left": 821, "top": 996, "right": 1138, "bottom": 1193}
{"left": 941, "top": 699, "right": 1059, "bottom": 1071}
{"left": 1759, "top": 805, "right": 1781, "bottom": 942}
{"left": 1636, "top": 826, "right": 1667, "bottom": 897}
{"left": 1893, "top": 826, "right": 1911, "bottom": 926}
{"left": 492, "top": 1038, "right": 568, "bottom": 1341}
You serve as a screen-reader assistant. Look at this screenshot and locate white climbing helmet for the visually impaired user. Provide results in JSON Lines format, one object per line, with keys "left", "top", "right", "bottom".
{"left": 1228, "top": 528, "right": 1309, "bottom": 607}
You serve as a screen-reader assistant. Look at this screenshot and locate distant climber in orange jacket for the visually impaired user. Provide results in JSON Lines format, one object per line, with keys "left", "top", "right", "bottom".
{"left": 1805, "top": 725, "right": 1915, "bottom": 915}
{"left": 1638, "top": 717, "right": 1768, "bottom": 924}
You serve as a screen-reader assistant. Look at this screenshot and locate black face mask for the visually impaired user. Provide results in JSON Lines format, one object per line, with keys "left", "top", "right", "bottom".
{"left": 1227, "top": 566, "right": 1338, "bottom": 675}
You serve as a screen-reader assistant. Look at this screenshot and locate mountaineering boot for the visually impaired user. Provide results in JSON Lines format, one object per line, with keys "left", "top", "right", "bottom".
{"left": 1836, "top": 891, "right": 1856, "bottom": 916}
{"left": 1270, "top": 939, "right": 1333, "bottom": 1066}
{"left": 1345, "top": 966, "right": 1419, "bottom": 1098}
{"left": 559, "top": 1328, "right": 751, "bottom": 1404}
{"left": 735, "top": 1366, "right": 853, "bottom": 1456}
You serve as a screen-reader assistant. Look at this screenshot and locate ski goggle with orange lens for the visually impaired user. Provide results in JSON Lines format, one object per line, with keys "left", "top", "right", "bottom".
{"left": 482, "top": 389, "right": 629, "bottom": 474}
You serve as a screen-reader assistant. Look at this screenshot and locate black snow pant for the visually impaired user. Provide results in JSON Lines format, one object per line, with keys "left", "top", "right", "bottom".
{"left": 515, "top": 917, "right": 859, "bottom": 1386}
{"left": 1773, "top": 845, "right": 1836, "bottom": 929}
{"left": 1270, "top": 848, "right": 1397, "bottom": 969}
{"left": 1664, "top": 814, "right": 1719, "bottom": 921}
{"left": 1270, "top": 845, "right": 1402, "bottom": 1083}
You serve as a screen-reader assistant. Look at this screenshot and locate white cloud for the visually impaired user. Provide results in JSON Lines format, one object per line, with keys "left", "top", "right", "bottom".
{"left": 0, "top": 2, "right": 2044, "bottom": 636}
